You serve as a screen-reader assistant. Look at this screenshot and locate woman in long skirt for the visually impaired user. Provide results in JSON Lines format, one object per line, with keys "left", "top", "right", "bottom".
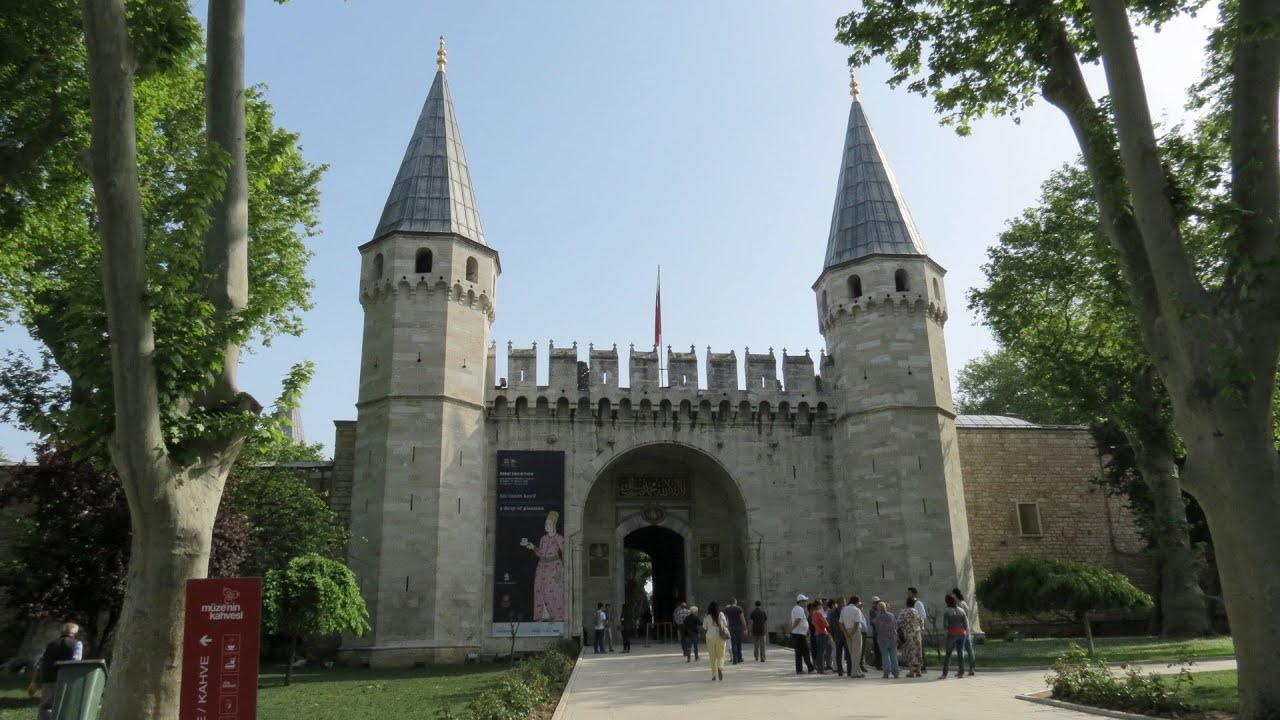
{"left": 898, "top": 600, "right": 924, "bottom": 677}
{"left": 703, "top": 600, "right": 729, "bottom": 681}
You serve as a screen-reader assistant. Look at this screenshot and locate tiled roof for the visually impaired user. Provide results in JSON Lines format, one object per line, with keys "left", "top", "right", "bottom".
{"left": 823, "top": 97, "right": 926, "bottom": 268}
{"left": 372, "top": 70, "right": 485, "bottom": 244}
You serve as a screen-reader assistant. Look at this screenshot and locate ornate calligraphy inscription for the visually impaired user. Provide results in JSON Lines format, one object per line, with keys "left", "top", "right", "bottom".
{"left": 616, "top": 475, "right": 689, "bottom": 499}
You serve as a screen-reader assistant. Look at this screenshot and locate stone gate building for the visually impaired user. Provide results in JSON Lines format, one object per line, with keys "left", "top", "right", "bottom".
{"left": 329, "top": 51, "right": 1151, "bottom": 666}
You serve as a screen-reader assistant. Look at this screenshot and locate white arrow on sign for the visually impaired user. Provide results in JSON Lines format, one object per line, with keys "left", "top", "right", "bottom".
{"left": 199, "top": 635, "right": 212, "bottom": 647}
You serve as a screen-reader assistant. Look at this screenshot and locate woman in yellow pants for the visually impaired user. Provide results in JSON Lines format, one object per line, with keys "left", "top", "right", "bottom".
{"left": 702, "top": 600, "right": 730, "bottom": 681}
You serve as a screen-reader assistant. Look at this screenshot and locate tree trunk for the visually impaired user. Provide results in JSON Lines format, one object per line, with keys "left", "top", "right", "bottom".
{"left": 1081, "top": 610, "right": 1095, "bottom": 655}
{"left": 202, "top": 0, "right": 249, "bottom": 402}
{"left": 1182, "top": 422, "right": 1280, "bottom": 720}
{"left": 286, "top": 636, "right": 297, "bottom": 687}
{"left": 1130, "top": 433, "right": 1209, "bottom": 637}
{"left": 99, "top": 467, "right": 227, "bottom": 718}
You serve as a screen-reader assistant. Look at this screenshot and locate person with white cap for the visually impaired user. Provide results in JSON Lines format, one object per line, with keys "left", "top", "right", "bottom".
{"left": 789, "top": 594, "right": 814, "bottom": 674}
{"left": 868, "top": 595, "right": 883, "bottom": 670}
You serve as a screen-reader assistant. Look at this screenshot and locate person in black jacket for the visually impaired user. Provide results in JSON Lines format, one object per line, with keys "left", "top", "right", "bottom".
{"left": 27, "top": 623, "right": 83, "bottom": 720}
{"left": 682, "top": 606, "right": 701, "bottom": 662}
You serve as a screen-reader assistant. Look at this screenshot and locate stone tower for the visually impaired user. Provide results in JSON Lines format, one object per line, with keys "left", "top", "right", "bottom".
{"left": 346, "top": 41, "right": 499, "bottom": 665}
{"left": 813, "top": 77, "right": 975, "bottom": 607}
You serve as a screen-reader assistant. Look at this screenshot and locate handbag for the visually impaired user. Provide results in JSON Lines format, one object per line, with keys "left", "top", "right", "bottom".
{"left": 717, "top": 615, "right": 730, "bottom": 640}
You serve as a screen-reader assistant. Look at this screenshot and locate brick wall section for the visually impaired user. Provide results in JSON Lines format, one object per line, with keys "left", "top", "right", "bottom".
{"left": 957, "top": 426, "right": 1156, "bottom": 631}
{"left": 330, "top": 421, "right": 356, "bottom": 529}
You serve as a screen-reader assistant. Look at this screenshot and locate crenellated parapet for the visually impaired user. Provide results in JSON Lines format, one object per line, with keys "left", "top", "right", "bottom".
{"left": 818, "top": 291, "right": 945, "bottom": 333}
{"left": 490, "top": 341, "right": 832, "bottom": 428}
{"left": 359, "top": 274, "right": 496, "bottom": 323}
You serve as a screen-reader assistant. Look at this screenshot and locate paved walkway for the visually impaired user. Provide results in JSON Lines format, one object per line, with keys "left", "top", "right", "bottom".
{"left": 553, "top": 644, "right": 1237, "bottom": 719}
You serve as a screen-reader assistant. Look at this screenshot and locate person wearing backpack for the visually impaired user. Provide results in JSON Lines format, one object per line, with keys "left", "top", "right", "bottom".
{"left": 702, "top": 600, "right": 730, "bottom": 681}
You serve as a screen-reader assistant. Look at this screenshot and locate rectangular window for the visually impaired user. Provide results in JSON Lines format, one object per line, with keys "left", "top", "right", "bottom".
{"left": 588, "top": 543, "right": 609, "bottom": 578}
{"left": 1017, "top": 502, "right": 1043, "bottom": 537}
{"left": 699, "top": 542, "right": 721, "bottom": 576}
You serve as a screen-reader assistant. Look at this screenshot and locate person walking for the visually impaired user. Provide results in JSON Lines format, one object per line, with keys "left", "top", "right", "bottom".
{"left": 641, "top": 605, "right": 653, "bottom": 648}
{"left": 839, "top": 595, "right": 865, "bottom": 678}
{"left": 723, "top": 598, "right": 746, "bottom": 664}
{"left": 674, "top": 602, "right": 691, "bottom": 658}
{"left": 683, "top": 605, "right": 702, "bottom": 662}
{"left": 789, "top": 594, "right": 814, "bottom": 674}
{"left": 951, "top": 587, "right": 976, "bottom": 675}
{"left": 703, "top": 600, "right": 730, "bottom": 681}
{"left": 808, "top": 600, "right": 830, "bottom": 675}
{"left": 871, "top": 601, "right": 900, "bottom": 678}
{"left": 940, "top": 594, "right": 972, "bottom": 678}
{"left": 749, "top": 600, "right": 769, "bottom": 662}
{"left": 620, "top": 604, "right": 633, "bottom": 653}
{"left": 593, "top": 603, "right": 606, "bottom": 654}
{"left": 899, "top": 597, "right": 925, "bottom": 677}
{"left": 26, "top": 622, "right": 83, "bottom": 720}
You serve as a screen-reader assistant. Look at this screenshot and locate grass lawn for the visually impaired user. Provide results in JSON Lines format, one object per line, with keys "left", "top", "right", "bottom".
{"left": 965, "top": 635, "right": 1235, "bottom": 668}
{"left": 1184, "top": 669, "right": 1239, "bottom": 715}
{"left": 0, "top": 663, "right": 508, "bottom": 720}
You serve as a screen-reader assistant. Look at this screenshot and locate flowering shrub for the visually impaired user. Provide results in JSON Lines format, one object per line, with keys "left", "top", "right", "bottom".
{"left": 439, "top": 650, "right": 575, "bottom": 720}
{"left": 1048, "top": 644, "right": 1192, "bottom": 716}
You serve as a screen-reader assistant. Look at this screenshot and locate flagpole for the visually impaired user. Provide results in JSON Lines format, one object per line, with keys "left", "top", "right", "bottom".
{"left": 655, "top": 265, "right": 664, "bottom": 387}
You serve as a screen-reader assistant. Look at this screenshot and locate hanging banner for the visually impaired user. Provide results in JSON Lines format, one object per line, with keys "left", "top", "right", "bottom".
{"left": 492, "top": 450, "right": 566, "bottom": 637}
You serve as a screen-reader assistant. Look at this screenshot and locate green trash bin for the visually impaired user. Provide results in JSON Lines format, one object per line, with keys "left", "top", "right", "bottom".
{"left": 52, "top": 659, "right": 108, "bottom": 720}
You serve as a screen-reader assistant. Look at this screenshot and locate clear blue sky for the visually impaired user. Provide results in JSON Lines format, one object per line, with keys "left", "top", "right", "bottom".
{"left": 0, "top": 1, "right": 1213, "bottom": 460}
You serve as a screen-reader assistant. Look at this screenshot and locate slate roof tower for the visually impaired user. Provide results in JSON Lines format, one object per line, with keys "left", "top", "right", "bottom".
{"left": 346, "top": 38, "right": 500, "bottom": 665}
{"left": 813, "top": 71, "right": 975, "bottom": 616}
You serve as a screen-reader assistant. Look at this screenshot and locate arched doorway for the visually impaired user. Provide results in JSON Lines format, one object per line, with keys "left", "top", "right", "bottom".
{"left": 579, "top": 442, "right": 750, "bottom": 635}
{"left": 623, "top": 525, "right": 685, "bottom": 628}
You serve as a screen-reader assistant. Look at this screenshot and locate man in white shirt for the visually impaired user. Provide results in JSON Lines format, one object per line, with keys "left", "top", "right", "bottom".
{"left": 594, "top": 603, "right": 607, "bottom": 654}
{"left": 838, "top": 595, "right": 866, "bottom": 677}
{"left": 789, "top": 594, "right": 814, "bottom": 674}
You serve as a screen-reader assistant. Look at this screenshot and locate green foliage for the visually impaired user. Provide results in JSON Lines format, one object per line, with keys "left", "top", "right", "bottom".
{"left": 1049, "top": 643, "right": 1194, "bottom": 715}
{"left": 977, "top": 556, "right": 1154, "bottom": 620}
{"left": 263, "top": 554, "right": 368, "bottom": 641}
{"left": 954, "top": 349, "right": 1091, "bottom": 424}
{"left": 225, "top": 462, "right": 347, "bottom": 579}
{"left": 437, "top": 650, "right": 575, "bottom": 720}
{"left": 834, "top": 1, "right": 1205, "bottom": 135}
{"left": 0, "top": 26, "right": 323, "bottom": 458}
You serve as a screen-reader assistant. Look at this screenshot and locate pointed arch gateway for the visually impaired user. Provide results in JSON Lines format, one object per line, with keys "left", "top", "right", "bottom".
{"left": 576, "top": 442, "right": 753, "bottom": 642}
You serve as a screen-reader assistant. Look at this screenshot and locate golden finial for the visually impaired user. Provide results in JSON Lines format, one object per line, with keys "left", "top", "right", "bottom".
{"left": 849, "top": 67, "right": 859, "bottom": 99}
{"left": 437, "top": 36, "right": 447, "bottom": 73}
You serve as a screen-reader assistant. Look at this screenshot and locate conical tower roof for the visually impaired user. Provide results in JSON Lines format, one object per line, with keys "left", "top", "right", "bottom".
{"left": 373, "top": 51, "right": 485, "bottom": 245}
{"left": 822, "top": 81, "right": 925, "bottom": 269}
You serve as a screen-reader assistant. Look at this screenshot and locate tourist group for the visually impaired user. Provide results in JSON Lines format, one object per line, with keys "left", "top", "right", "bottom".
{"left": 595, "top": 587, "right": 977, "bottom": 682}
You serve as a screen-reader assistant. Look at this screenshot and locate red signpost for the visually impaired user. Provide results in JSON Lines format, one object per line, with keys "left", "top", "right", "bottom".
{"left": 180, "top": 577, "right": 262, "bottom": 720}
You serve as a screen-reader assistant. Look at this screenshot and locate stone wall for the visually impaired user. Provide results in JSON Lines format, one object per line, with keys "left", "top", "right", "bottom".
{"left": 957, "top": 425, "right": 1155, "bottom": 632}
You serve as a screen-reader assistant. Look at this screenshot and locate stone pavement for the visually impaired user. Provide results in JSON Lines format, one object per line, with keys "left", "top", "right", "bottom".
{"left": 552, "top": 644, "right": 1237, "bottom": 719}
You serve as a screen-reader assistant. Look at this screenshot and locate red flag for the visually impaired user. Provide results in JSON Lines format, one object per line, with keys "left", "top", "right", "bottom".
{"left": 654, "top": 266, "right": 662, "bottom": 350}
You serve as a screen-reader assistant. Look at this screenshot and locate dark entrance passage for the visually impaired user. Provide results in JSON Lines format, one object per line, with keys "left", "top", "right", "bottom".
{"left": 624, "top": 526, "right": 685, "bottom": 627}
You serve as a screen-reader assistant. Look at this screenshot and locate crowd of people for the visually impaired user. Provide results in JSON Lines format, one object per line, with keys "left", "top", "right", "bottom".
{"left": 601, "top": 587, "right": 977, "bottom": 683}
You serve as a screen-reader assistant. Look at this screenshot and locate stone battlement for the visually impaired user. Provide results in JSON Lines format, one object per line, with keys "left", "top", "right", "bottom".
{"left": 488, "top": 341, "right": 831, "bottom": 423}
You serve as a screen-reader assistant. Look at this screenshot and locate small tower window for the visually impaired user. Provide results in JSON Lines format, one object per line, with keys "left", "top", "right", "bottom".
{"left": 821, "top": 290, "right": 829, "bottom": 313}
{"left": 932, "top": 277, "right": 940, "bottom": 298}
{"left": 894, "top": 269, "right": 909, "bottom": 292}
{"left": 849, "top": 275, "right": 863, "bottom": 299}
{"left": 372, "top": 253, "right": 384, "bottom": 280}
{"left": 466, "top": 256, "right": 479, "bottom": 283}
{"left": 415, "top": 248, "right": 432, "bottom": 274}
